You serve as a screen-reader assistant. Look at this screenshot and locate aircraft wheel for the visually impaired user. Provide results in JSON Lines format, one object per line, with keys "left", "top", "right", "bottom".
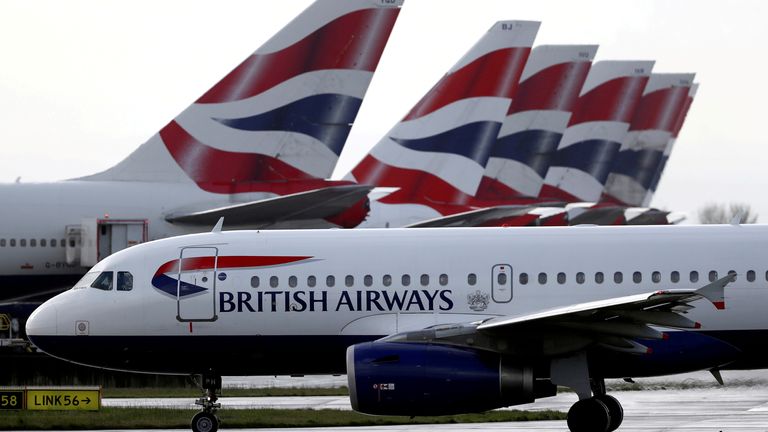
{"left": 191, "top": 411, "right": 218, "bottom": 432}
{"left": 567, "top": 398, "right": 611, "bottom": 432}
{"left": 595, "top": 394, "right": 624, "bottom": 431}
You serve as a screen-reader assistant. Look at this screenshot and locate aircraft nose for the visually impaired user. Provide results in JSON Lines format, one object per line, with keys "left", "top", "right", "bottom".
{"left": 26, "top": 300, "right": 59, "bottom": 349}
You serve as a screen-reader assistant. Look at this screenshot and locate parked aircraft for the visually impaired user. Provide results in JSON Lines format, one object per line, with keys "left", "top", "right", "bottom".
{"left": 27, "top": 222, "right": 761, "bottom": 432}
{"left": 349, "top": 20, "right": 541, "bottom": 227}
{"left": 0, "top": 0, "right": 403, "bottom": 301}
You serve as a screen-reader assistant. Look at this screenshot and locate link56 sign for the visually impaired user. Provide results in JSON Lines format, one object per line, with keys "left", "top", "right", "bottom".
{"left": 25, "top": 388, "right": 101, "bottom": 411}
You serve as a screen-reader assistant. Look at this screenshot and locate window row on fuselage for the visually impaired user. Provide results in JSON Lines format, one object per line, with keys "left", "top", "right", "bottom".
{"left": 246, "top": 268, "right": 760, "bottom": 290}
{"left": 250, "top": 272, "right": 459, "bottom": 289}
{"left": 518, "top": 269, "right": 752, "bottom": 285}
{"left": 0, "top": 238, "right": 74, "bottom": 248}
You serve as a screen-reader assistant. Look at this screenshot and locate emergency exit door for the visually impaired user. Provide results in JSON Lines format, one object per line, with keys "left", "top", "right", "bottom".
{"left": 492, "top": 264, "right": 513, "bottom": 303}
{"left": 176, "top": 247, "right": 218, "bottom": 322}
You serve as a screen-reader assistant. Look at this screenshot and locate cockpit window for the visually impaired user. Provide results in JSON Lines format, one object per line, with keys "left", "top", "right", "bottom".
{"left": 74, "top": 271, "right": 100, "bottom": 289}
{"left": 117, "top": 271, "right": 133, "bottom": 291}
{"left": 90, "top": 271, "right": 113, "bottom": 291}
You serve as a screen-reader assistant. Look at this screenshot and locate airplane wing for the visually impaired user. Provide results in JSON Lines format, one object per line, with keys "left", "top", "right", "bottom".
{"left": 385, "top": 274, "right": 734, "bottom": 355}
{"left": 405, "top": 203, "right": 564, "bottom": 228}
{"left": 165, "top": 184, "right": 372, "bottom": 227}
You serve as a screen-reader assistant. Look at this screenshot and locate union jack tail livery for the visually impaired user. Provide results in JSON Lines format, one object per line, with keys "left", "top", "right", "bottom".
{"left": 602, "top": 73, "right": 696, "bottom": 206}
{"left": 349, "top": 21, "right": 540, "bottom": 226}
{"left": 644, "top": 83, "right": 699, "bottom": 206}
{"left": 82, "top": 0, "right": 403, "bottom": 194}
{"left": 477, "top": 44, "right": 597, "bottom": 201}
{"left": 540, "top": 60, "right": 654, "bottom": 202}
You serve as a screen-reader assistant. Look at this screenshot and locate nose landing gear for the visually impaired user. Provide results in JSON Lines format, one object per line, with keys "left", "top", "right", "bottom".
{"left": 191, "top": 370, "right": 222, "bottom": 432}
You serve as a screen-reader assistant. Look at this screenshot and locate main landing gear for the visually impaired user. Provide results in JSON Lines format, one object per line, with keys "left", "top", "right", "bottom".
{"left": 566, "top": 378, "right": 624, "bottom": 432}
{"left": 191, "top": 370, "right": 222, "bottom": 432}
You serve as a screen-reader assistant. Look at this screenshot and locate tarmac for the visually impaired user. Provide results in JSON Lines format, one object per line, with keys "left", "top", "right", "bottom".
{"left": 100, "top": 386, "right": 768, "bottom": 431}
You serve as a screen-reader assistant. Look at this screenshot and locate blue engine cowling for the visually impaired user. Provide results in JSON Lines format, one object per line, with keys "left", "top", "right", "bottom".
{"left": 347, "top": 341, "right": 535, "bottom": 416}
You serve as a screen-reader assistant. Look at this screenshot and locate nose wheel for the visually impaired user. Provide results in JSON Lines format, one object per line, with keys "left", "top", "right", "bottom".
{"left": 191, "top": 370, "right": 222, "bottom": 432}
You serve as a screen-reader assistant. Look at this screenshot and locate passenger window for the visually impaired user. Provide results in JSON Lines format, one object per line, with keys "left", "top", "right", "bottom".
{"left": 30, "top": 239, "right": 37, "bottom": 247}
{"left": 709, "top": 270, "right": 718, "bottom": 282}
{"left": 727, "top": 270, "right": 737, "bottom": 281}
{"left": 69, "top": 239, "right": 75, "bottom": 247}
{"left": 538, "top": 272, "right": 547, "bottom": 284}
{"left": 401, "top": 274, "right": 411, "bottom": 286}
{"left": 519, "top": 273, "right": 528, "bottom": 285}
{"left": 40, "top": 239, "right": 47, "bottom": 247}
{"left": 439, "top": 274, "right": 448, "bottom": 286}
{"left": 91, "top": 271, "right": 113, "bottom": 291}
{"left": 614, "top": 272, "right": 623, "bottom": 284}
{"left": 467, "top": 273, "right": 477, "bottom": 286}
{"left": 0, "top": 239, "right": 5, "bottom": 247}
{"left": 576, "top": 272, "right": 585, "bottom": 284}
{"left": 20, "top": 239, "right": 27, "bottom": 247}
{"left": 117, "top": 271, "right": 133, "bottom": 291}
{"left": 364, "top": 275, "right": 373, "bottom": 287}
{"left": 690, "top": 271, "right": 699, "bottom": 283}
{"left": 383, "top": 274, "right": 392, "bottom": 287}
{"left": 326, "top": 275, "right": 335, "bottom": 287}
{"left": 289, "top": 276, "right": 297, "bottom": 288}
{"left": 595, "top": 272, "right": 604, "bottom": 284}
{"left": 557, "top": 272, "right": 566, "bottom": 284}
{"left": 766, "top": 270, "right": 768, "bottom": 282}
{"left": 652, "top": 271, "right": 661, "bottom": 283}
{"left": 671, "top": 271, "right": 680, "bottom": 283}
{"left": 50, "top": 239, "right": 56, "bottom": 247}
{"left": 345, "top": 275, "right": 354, "bottom": 287}
{"left": 307, "top": 275, "right": 316, "bottom": 288}
{"left": 10, "top": 239, "right": 15, "bottom": 247}
{"left": 250, "top": 276, "right": 260, "bottom": 288}
{"left": 421, "top": 274, "right": 430, "bottom": 286}
{"left": 497, "top": 273, "right": 507, "bottom": 285}
{"left": 633, "top": 272, "right": 642, "bottom": 283}
{"left": 270, "top": 276, "right": 279, "bottom": 288}
{"left": 747, "top": 270, "right": 755, "bottom": 282}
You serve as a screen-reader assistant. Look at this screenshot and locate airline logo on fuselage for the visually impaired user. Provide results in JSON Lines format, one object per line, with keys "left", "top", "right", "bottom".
{"left": 151, "top": 255, "right": 312, "bottom": 298}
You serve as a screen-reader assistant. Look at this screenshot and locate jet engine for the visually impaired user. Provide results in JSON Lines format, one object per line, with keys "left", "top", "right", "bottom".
{"left": 347, "top": 341, "right": 545, "bottom": 416}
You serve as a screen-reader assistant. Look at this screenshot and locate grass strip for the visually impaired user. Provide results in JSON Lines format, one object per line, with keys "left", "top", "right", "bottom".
{"left": 0, "top": 407, "right": 565, "bottom": 430}
{"left": 103, "top": 386, "right": 349, "bottom": 398}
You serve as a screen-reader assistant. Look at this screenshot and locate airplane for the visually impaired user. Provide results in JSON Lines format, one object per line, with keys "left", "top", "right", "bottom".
{"left": 0, "top": 0, "right": 403, "bottom": 302}
{"left": 349, "top": 20, "right": 541, "bottom": 228}
{"left": 26, "top": 222, "right": 764, "bottom": 432}
{"left": 540, "top": 60, "right": 654, "bottom": 202}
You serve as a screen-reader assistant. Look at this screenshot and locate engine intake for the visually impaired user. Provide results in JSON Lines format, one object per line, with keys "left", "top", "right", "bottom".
{"left": 347, "top": 341, "right": 535, "bottom": 416}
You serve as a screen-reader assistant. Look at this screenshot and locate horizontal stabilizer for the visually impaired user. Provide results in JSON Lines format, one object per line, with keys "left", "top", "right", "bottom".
{"left": 405, "top": 203, "right": 564, "bottom": 228}
{"left": 165, "top": 184, "right": 372, "bottom": 227}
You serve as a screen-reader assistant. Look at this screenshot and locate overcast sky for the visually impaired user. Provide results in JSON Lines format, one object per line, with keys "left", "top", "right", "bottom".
{"left": 1, "top": 1, "right": 767, "bottom": 222}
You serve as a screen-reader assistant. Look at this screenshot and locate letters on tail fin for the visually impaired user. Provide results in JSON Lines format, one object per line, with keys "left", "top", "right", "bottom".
{"left": 81, "top": 0, "right": 403, "bottom": 191}
{"left": 643, "top": 83, "right": 699, "bottom": 206}
{"left": 601, "top": 73, "right": 695, "bottom": 206}
{"left": 540, "top": 60, "right": 654, "bottom": 202}
{"left": 477, "top": 44, "right": 597, "bottom": 201}
{"left": 349, "top": 21, "right": 540, "bottom": 213}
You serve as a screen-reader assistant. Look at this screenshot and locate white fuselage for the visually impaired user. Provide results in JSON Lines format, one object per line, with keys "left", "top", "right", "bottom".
{"left": 26, "top": 224, "right": 768, "bottom": 376}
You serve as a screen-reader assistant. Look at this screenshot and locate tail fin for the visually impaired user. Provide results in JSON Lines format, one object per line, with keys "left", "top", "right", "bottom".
{"left": 81, "top": 0, "right": 403, "bottom": 192}
{"left": 349, "top": 21, "right": 539, "bottom": 208}
{"left": 477, "top": 44, "right": 597, "bottom": 200}
{"left": 643, "top": 83, "right": 699, "bottom": 206}
{"left": 602, "top": 73, "right": 695, "bottom": 206}
{"left": 540, "top": 60, "right": 654, "bottom": 202}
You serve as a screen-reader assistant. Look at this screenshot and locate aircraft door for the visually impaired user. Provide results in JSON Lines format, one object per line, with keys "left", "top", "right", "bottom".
{"left": 491, "top": 264, "right": 513, "bottom": 303}
{"left": 176, "top": 247, "right": 218, "bottom": 322}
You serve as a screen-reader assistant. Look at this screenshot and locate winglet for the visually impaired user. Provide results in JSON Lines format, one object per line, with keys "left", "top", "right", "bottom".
{"left": 212, "top": 217, "right": 224, "bottom": 233}
{"left": 696, "top": 273, "right": 736, "bottom": 310}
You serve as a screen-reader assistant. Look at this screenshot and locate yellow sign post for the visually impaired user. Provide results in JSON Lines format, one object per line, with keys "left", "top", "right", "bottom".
{"left": 25, "top": 387, "right": 101, "bottom": 411}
